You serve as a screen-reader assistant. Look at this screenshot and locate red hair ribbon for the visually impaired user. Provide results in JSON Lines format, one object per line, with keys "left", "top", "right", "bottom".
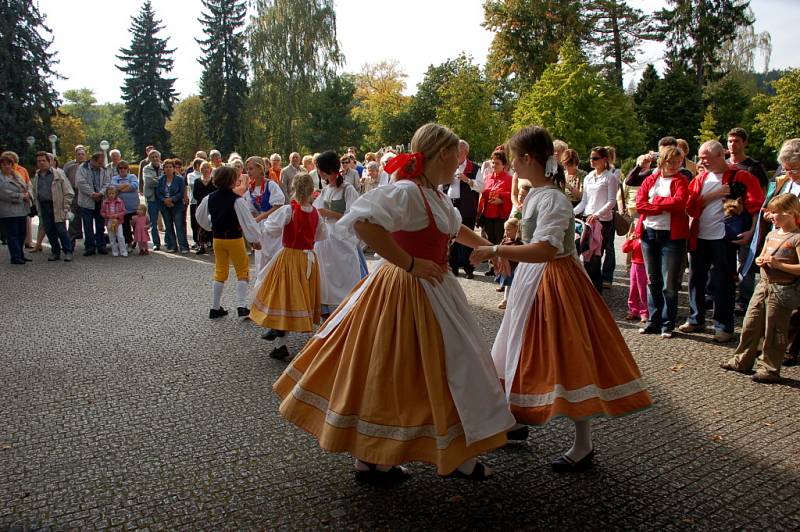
{"left": 383, "top": 152, "right": 426, "bottom": 180}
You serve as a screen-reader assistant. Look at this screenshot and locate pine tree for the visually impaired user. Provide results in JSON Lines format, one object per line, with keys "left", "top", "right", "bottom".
{"left": 0, "top": 0, "right": 61, "bottom": 156}
{"left": 117, "top": 0, "right": 178, "bottom": 158}
{"left": 197, "top": 0, "right": 248, "bottom": 156}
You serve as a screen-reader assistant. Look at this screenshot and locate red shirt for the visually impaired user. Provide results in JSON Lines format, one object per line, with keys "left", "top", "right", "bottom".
{"left": 479, "top": 171, "right": 513, "bottom": 220}
{"left": 622, "top": 237, "right": 644, "bottom": 264}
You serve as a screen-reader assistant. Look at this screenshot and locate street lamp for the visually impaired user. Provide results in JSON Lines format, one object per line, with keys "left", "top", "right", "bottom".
{"left": 48, "top": 134, "right": 58, "bottom": 157}
{"left": 26, "top": 136, "right": 35, "bottom": 148}
{"left": 99, "top": 140, "right": 110, "bottom": 166}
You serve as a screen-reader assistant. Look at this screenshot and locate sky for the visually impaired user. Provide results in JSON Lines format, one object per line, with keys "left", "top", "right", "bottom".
{"left": 39, "top": 0, "right": 799, "bottom": 104}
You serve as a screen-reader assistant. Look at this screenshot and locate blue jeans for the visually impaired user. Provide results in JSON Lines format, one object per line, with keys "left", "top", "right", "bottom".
{"left": 80, "top": 204, "right": 106, "bottom": 253}
{"left": 688, "top": 238, "right": 737, "bottom": 333}
{"left": 160, "top": 202, "right": 189, "bottom": 251}
{"left": 147, "top": 200, "right": 161, "bottom": 248}
{"left": 601, "top": 219, "right": 616, "bottom": 283}
{"left": 736, "top": 243, "right": 755, "bottom": 309}
{"left": 640, "top": 229, "right": 686, "bottom": 333}
{"left": 39, "top": 201, "right": 73, "bottom": 256}
{"left": 1, "top": 216, "right": 27, "bottom": 262}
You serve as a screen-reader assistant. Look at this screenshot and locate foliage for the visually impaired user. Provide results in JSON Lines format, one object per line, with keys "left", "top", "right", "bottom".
{"left": 703, "top": 74, "right": 750, "bottom": 138}
{"left": 352, "top": 61, "right": 412, "bottom": 149}
{"left": 197, "top": 0, "right": 248, "bottom": 156}
{"left": 249, "top": 0, "right": 342, "bottom": 155}
{"left": 0, "top": 0, "right": 61, "bottom": 157}
{"left": 716, "top": 4, "right": 771, "bottom": 76}
{"left": 166, "top": 96, "right": 213, "bottom": 164}
{"left": 117, "top": 0, "right": 178, "bottom": 159}
{"left": 512, "top": 41, "right": 643, "bottom": 158}
{"left": 298, "top": 74, "right": 364, "bottom": 154}
{"left": 656, "top": 0, "right": 754, "bottom": 89}
{"left": 60, "top": 89, "right": 135, "bottom": 159}
{"left": 696, "top": 105, "right": 719, "bottom": 144}
{"left": 51, "top": 113, "right": 87, "bottom": 158}
{"left": 755, "top": 69, "right": 800, "bottom": 151}
{"left": 434, "top": 56, "right": 504, "bottom": 160}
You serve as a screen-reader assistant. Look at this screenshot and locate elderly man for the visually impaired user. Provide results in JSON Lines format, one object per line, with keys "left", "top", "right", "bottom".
{"left": 280, "top": 152, "right": 302, "bottom": 196}
{"left": 31, "top": 151, "right": 74, "bottom": 262}
{"left": 138, "top": 145, "right": 155, "bottom": 179}
{"left": 75, "top": 151, "right": 112, "bottom": 256}
{"left": 107, "top": 149, "right": 122, "bottom": 177}
{"left": 442, "top": 139, "right": 483, "bottom": 278}
{"left": 63, "top": 145, "right": 88, "bottom": 243}
{"left": 679, "top": 140, "right": 764, "bottom": 342}
{"left": 209, "top": 150, "right": 223, "bottom": 169}
{"left": 195, "top": 150, "right": 208, "bottom": 161}
{"left": 141, "top": 149, "right": 164, "bottom": 250}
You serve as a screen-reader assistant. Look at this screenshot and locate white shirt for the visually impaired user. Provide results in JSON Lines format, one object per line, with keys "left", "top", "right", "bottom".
{"left": 377, "top": 170, "right": 392, "bottom": 187}
{"left": 447, "top": 160, "right": 484, "bottom": 200}
{"left": 187, "top": 170, "right": 201, "bottom": 204}
{"left": 787, "top": 180, "right": 800, "bottom": 197}
{"left": 643, "top": 176, "right": 674, "bottom": 230}
{"left": 698, "top": 172, "right": 725, "bottom": 240}
{"left": 573, "top": 169, "right": 616, "bottom": 221}
{"left": 195, "top": 194, "right": 262, "bottom": 243}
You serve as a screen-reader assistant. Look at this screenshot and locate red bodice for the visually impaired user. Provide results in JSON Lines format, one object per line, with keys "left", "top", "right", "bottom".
{"left": 282, "top": 200, "right": 319, "bottom": 250}
{"left": 390, "top": 185, "right": 450, "bottom": 270}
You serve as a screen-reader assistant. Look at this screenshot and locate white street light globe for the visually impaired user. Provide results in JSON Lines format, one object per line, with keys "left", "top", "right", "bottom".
{"left": 48, "top": 134, "right": 58, "bottom": 143}
{"left": 99, "top": 140, "right": 110, "bottom": 151}
{"left": 26, "top": 136, "right": 35, "bottom": 147}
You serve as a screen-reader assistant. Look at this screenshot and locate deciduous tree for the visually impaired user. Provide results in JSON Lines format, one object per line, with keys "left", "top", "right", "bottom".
{"left": 166, "top": 96, "right": 213, "bottom": 164}
{"left": 755, "top": 69, "right": 800, "bottom": 151}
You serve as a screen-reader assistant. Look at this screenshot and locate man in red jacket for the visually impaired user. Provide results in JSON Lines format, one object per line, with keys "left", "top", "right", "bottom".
{"left": 679, "top": 140, "right": 764, "bottom": 343}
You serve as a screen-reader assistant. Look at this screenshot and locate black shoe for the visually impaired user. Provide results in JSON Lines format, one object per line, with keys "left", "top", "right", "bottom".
{"left": 552, "top": 449, "right": 594, "bottom": 473}
{"left": 269, "top": 345, "right": 290, "bottom": 360}
{"left": 464, "top": 270, "right": 474, "bottom": 280}
{"left": 97, "top": 248, "right": 108, "bottom": 255}
{"left": 638, "top": 325, "right": 659, "bottom": 335}
{"left": 484, "top": 268, "right": 495, "bottom": 276}
{"left": 237, "top": 307, "right": 250, "bottom": 318}
{"left": 22, "top": 257, "right": 32, "bottom": 262}
{"left": 262, "top": 329, "right": 278, "bottom": 341}
{"left": 153, "top": 245, "right": 161, "bottom": 251}
{"left": 507, "top": 425, "right": 529, "bottom": 441}
{"left": 10, "top": 259, "right": 25, "bottom": 265}
{"left": 209, "top": 307, "right": 229, "bottom": 319}
{"left": 195, "top": 247, "right": 207, "bottom": 255}
{"left": 83, "top": 250, "right": 95, "bottom": 257}
{"left": 784, "top": 354, "right": 800, "bottom": 367}
{"left": 47, "top": 254, "right": 60, "bottom": 261}
{"left": 355, "top": 464, "right": 411, "bottom": 485}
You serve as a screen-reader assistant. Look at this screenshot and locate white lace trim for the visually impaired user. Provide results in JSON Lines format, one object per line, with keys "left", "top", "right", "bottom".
{"left": 286, "top": 381, "right": 464, "bottom": 450}
{"left": 508, "top": 379, "right": 645, "bottom": 408}
{"left": 252, "top": 299, "right": 313, "bottom": 318}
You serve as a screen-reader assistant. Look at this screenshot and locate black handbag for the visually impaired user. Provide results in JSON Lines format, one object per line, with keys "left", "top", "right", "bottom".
{"left": 28, "top": 204, "right": 37, "bottom": 218}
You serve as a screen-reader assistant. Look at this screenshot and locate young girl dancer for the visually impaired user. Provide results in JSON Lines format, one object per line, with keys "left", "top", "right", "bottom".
{"left": 471, "top": 125, "right": 652, "bottom": 472}
{"left": 131, "top": 204, "right": 150, "bottom": 255}
{"left": 249, "top": 173, "right": 327, "bottom": 360}
{"left": 243, "top": 156, "right": 285, "bottom": 272}
{"left": 273, "top": 123, "right": 515, "bottom": 484}
{"left": 312, "top": 151, "right": 364, "bottom": 317}
{"left": 100, "top": 186, "right": 127, "bottom": 257}
{"left": 195, "top": 166, "right": 262, "bottom": 319}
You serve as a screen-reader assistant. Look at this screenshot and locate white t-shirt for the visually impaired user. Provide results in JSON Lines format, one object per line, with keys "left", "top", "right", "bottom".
{"left": 698, "top": 172, "right": 725, "bottom": 240}
{"left": 643, "top": 176, "right": 674, "bottom": 230}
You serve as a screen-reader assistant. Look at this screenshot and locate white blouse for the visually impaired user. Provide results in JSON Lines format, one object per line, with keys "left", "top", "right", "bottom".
{"left": 263, "top": 203, "right": 328, "bottom": 242}
{"left": 521, "top": 186, "right": 573, "bottom": 256}
{"left": 243, "top": 179, "right": 285, "bottom": 215}
{"left": 573, "top": 169, "right": 617, "bottom": 221}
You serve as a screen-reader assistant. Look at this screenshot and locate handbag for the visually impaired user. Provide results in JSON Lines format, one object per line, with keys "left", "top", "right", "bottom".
{"left": 28, "top": 204, "right": 37, "bottom": 218}
{"left": 612, "top": 181, "right": 631, "bottom": 236}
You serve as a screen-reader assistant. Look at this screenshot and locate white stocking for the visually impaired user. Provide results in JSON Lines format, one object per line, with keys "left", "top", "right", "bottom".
{"left": 212, "top": 281, "right": 224, "bottom": 309}
{"left": 236, "top": 280, "right": 249, "bottom": 308}
{"left": 565, "top": 419, "right": 593, "bottom": 461}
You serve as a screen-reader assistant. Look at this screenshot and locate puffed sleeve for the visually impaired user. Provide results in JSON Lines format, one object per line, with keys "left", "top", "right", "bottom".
{"left": 338, "top": 185, "right": 409, "bottom": 233}
{"left": 269, "top": 180, "right": 286, "bottom": 206}
{"left": 196, "top": 196, "right": 211, "bottom": 231}
{"left": 262, "top": 204, "right": 293, "bottom": 237}
{"left": 234, "top": 197, "right": 262, "bottom": 243}
{"left": 528, "top": 190, "right": 571, "bottom": 254}
{"left": 344, "top": 183, "right": 359, "bottom": 212}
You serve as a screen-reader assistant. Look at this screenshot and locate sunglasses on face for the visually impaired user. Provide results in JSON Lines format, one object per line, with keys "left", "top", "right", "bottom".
{"left": 590, "top": 157, "right": 603, "bottom": 161}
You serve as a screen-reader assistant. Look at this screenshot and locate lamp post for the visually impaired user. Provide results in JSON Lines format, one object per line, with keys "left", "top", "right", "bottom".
{"left": 48, "top": 134, "right": 58, "bottom": 157}
{"left": 99, "top": 140, "right": 110, "bottom": 166}
{"left": 25, "top": 136, "right": 35, "bottom": 149}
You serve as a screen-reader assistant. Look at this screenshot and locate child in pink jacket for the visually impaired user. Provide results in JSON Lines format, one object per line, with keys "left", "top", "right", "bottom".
{"left": 101, "top": 186, "right": 127, "bottom": 257}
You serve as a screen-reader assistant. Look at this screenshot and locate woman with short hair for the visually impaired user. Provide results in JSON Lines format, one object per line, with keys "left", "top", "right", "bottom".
{"left": 477, "top": 147, "right": 513, "bottom": 275}
{"left": 561, "top": 148, "right": 585, "bottom": 207}
{"left": 0, "top": 152, "right": 32, "bottom": 264}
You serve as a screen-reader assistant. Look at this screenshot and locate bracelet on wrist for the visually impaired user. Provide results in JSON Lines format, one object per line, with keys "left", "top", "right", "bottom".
{"left": 492, "top": 244, "right": 499, "bottom": 257}
{"left": 406, "top": 256, "right": 415, "bottom": 272}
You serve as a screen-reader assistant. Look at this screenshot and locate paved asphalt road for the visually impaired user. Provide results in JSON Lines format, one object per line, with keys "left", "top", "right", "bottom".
{"left": 2, "top": 238, "right": 800, "bottom": 530}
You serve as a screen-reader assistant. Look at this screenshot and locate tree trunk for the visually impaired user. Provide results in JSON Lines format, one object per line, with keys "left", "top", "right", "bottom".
{"left": 610, "top": 1, "right": 623, "bottom": 89}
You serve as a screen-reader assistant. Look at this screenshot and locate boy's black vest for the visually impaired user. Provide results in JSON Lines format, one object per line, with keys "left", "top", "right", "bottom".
{"left": 208, "top": 188, "right": 242, "bottom": 239}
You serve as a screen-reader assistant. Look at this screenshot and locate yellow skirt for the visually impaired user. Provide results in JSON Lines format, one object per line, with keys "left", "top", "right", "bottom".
{"left": 507, "top": 257, "right": 653, "bottom": 424}
{"left": 273, "top": 263, "right": 507, "bottom": 475}
{"left": 250, "top": 248, "right": 321, "bottom": 333}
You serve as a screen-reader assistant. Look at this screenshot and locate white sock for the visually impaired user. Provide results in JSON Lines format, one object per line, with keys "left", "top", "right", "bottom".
{"left": 212, "top": 281, "right": 224, "bottom": 309}
{"left": 565, "top": 419, "right": 593, "bottom": 461}
{"left": 236, "top": 280, "right": 249, "bottom": 308}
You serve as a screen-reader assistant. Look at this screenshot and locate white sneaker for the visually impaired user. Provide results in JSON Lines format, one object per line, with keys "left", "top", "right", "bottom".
{"left": 661, "top": 331, "right": 673, "bottom": 339}
{"left": 112, "top": 250, "right": 119, "bottom": 257}
{"left": 121, "top": 251, "right": 128, "bottom": 257}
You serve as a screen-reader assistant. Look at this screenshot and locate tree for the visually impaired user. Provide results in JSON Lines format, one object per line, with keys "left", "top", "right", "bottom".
{"left": 0, "top": 0, "right": 61, "bottom": 155}
{"left": 51, "top": 113, "right": 87, "bottom": 157}
{"left": 435, "top": 57, "right": 503, "bottom": 160}
{"left": 696, "top": 104, "right": 719, "bottom": 144}
{"left": 352, "top": 61, "right": 411, "bottom": 149}
{"left": 197, "top": 0, "right": 248, "bottom": 155}
{"left": 483, "top": 0, "right": 586, "bottom": 93}
{"left": 166, "top": 96, "right": 213, "bottom": 164}
{"left": 298, "top": 74, "right": 364, "bottom": 154}
{"left": 61, "top": 89, "right": 135, "bottom": 159}
{"left": 512, "top": 41, "right": 643, "bottom": 158}
{"left": 717, "top": 4, "right": 771, "bottom": 75}
{"left": 117, "top": 0, "right": 178, "bottom": 158}
{"left": 657, "top": 0, "right": 754, "bottom": 90}
{"left": 584, "top": 0, "right": 660, "bottom": 88}
{"left": 755, "top": 69, "right": 800, "bottom": 151}
{"left": 704, "top": 74, "right": 750, "bottom": 137}
{"left": 249, "top": 0, "right": 342, "bottom": 155}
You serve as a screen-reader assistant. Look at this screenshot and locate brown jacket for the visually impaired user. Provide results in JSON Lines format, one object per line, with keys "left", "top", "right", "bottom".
{"left": 31, "top": 168, "right": 74, "bottom": 222}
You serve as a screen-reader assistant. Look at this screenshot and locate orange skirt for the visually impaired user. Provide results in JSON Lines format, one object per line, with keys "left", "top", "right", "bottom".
{"left": 273, "top": 263, "right": 507, "bottom": 475}
{"left": 249, "top": 248, "right": 321, "bottom": 332}
{"left": 505, "top": 257, "right": 652, "bottom": 424}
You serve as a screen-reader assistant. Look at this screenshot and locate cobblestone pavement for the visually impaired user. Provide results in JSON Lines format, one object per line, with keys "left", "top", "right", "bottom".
{"left": 2, "top": 237, "right": 800, "bottom": 531}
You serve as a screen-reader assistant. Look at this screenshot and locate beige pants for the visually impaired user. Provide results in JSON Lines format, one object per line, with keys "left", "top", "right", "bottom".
{"left": 731, "top": 279, "right": 796, "bottom": 375}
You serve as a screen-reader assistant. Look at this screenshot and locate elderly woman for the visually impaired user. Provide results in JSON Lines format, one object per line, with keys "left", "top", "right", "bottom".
{"left": 635, "top": 146, "right": 690, "bottom": 338}
{"left": 302, "top": 155, "right": 315, "bottom": 174}
{"left": 156, "top": 159, "right": 189, "bottom": 253}
{"left": 110, "top": 160, "right": 140, "bottom": 249}
{"left": 561, "top": 148, "right": 586, "bottom": 207}
{"left": 360, "top": 161, "right": 381, "bottom": 192}
{"left": 477, "top": 148, "right": 513, "bottom": 276}
{"left": 0, "top": 152, "right": 32, "bottom": 264}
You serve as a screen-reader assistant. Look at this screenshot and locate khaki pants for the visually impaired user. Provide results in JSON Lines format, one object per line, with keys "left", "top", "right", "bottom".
{"left": 732, "top": 279, "right": 797, "bottom": 375}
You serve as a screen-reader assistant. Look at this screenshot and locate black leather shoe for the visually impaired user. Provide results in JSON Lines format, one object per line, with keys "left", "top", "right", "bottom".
{"left": 209, "top": 307, "right": 229, "bottom": 319}
{"left": 237, "top": 307, "right": 250, "bottom": 318}
{"left": 552, "top": 449, "right": 594, "bottom": 473}
{"left": 22, "top": 257, "right": 32, "bottom": 262}
{"left": 83, "top": 250, "right": 95, "bottom": 257}
{"left": 47, "top": 255, "right": 60, "bottom": 261}
{"left": 269, "top": 345, "right": 290, "bottom": 360}
{"left": 507, "top": 425, "right": 529, "bottom": 441}
{"left": 464, "top": 271, "right": 474, "bottom": 280}
{"left": 262, "top": 329, "right": 278, "bottom": 341}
